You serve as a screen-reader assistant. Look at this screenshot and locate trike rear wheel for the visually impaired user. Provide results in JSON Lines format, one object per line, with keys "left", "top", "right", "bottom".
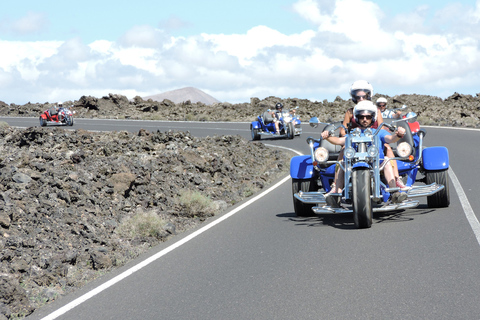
{"left": 426, "top": 169, "right": 450, "bottom": 208}
{"left": 292, "top": 178, "right": 316, "bottom": 217}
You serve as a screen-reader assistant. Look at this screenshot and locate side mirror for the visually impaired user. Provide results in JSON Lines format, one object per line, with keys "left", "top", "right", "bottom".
{"left": 405, "top": 112, "right": 417, "bottom": 123}
{"left": 309, "top": 117, "right": 319, "bottom": 128}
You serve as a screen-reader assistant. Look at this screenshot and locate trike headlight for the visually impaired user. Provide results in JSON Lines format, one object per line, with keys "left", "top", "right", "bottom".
{"left": 314, "top": 147, "right": 329, "bottom": 163}
{"left": 367, "top": 146, "right": 379, "bottom": 158}
{"left": 396, "top": 142, "right": 413, "bottom": 158}
{"left": 345, "top": 147, "right": 355, "bottom": 159}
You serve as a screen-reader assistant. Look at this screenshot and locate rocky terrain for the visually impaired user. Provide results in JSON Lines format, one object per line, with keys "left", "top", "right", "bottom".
{"left": 0, "top": 91, "right": 479, "bottom": 319}
{"left": 0, "top": 124, "right": 291, "bottom": 319}
{"left": 1, "top": 91, "right": 480, "bottom": 127}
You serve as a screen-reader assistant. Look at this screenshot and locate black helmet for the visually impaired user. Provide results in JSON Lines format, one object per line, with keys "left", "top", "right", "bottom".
{"left": 275, "top": 102, "right": 283, "bottom": 110}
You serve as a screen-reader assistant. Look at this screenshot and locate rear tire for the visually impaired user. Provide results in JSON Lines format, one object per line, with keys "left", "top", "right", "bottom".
{"left": 352, "top": 168, "right": 372, "bottom": 228}
{"left": 292, "top": 178, "right": 316, "bottom": 217}
{"left": 251, "top": 125, "right": 260, "bottom": 140}
{"left": 426, "top": 169, "right": 450, "bottom": 208}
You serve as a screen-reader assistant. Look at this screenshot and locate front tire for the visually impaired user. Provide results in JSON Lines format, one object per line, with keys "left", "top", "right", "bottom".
{"left": 39, "top": 117, "right": 46, "bottom": 127}
{"left": 426, "top": 169, "right": 450, "bottom": 208}
{"left": 67, "top": 115, "right": 74, "bottom": 126}
{"left": 292, "top": 178, "right": 316, "bottom": 217}
{"left": 287, "top": 122, "right": 294, "bottom": 139}
{"left": 352, "top": 168, "right": 372, "bottom": 228}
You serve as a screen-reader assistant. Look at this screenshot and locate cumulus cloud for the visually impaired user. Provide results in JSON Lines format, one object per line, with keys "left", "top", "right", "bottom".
{"left": 118, "top": 25, "right": 169, "bottom": 48}
{"left": 1, "top": 0, "right": 480, "bottom": 104}
{"left": 2, "top": 11, "right": 50, "bottom": 36}
{"left": 159, "top": 15, "right": 192, "bottom": 31}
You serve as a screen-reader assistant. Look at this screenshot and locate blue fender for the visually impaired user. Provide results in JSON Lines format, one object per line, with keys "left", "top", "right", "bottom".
{"left": 352, "top": 162, "right": 370, "bottom": 169}
{"left": 422, "top": 146, "right": 449, "bottom": 170}
{"left": 251, "top": 121, "right": 261, "bottom": 129}
{"left": 320, "top": 164, "right": 336, "bottom": 192}
{"left": 290, "top": 155, "right": 314, "bottom": 179}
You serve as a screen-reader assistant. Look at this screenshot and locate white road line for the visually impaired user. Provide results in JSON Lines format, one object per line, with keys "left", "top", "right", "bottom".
{"left": 34, "top": 127, "right": 480, "bottom": 318}
{"left": 449, "top": 167, "right": 480, "bottom": 246}
{"left": 40, "top": 147, "right": 304, "bottom": 320}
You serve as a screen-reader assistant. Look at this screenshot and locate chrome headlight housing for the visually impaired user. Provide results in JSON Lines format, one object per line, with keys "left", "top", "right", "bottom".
{"left": 351, "top": 128, "right": 361, "bottom": 137}
{"left": 364, "top": 128, "right": 373, "bottom": 137}
{"left": 314, "top": 147, "right": 329, "bottom": 163}
{"left": 345, "top": 147, "right": 356, "bottom": 159}
{"left": 367, "top": 145, "right": 379, "bottom": 158}
{"left": 396, "top": 142, "right": 413, "bottom": 158}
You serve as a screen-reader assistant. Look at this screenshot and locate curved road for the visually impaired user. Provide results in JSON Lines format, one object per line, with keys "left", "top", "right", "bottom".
{"left": 2, "top": 117, "right": 480, "bottom": 320}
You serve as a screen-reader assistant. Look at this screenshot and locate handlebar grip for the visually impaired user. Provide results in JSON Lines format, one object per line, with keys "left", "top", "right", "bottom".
{"left": 384, "top": 123, "right": 395, "bottom": 131}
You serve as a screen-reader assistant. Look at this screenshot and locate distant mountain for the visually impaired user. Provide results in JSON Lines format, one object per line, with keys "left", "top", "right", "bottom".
{"left": 143, "top": 87, "right": 220, "bottom": 105}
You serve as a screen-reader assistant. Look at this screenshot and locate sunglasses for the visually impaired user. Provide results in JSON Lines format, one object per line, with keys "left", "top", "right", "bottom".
{"left": 358, "top": 115, "right": 373, "bottom": 120}
{"left": 377, "top": 103, "right": 386, "bottom": 107}
{"left": 355, "top": 95, "right": 369, "bottom": 101}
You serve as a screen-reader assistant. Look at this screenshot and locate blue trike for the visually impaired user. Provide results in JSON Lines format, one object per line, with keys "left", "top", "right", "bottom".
{"left": 251, "top": 107, "right": 301, "bottom": 140}
{"left": 290, "top": 114, "right": 450, "bottom": 228}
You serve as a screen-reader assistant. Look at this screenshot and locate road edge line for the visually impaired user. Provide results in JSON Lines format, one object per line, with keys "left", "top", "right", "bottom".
{"left": 40, "top": 147, "right": 302, "bottom": 320}
{"left": 449, "top": 167, "right": 480, "bottom": 247}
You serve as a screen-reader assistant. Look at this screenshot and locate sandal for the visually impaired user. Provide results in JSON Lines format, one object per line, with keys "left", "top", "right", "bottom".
{"left": 395, "top": 177, "right": 411, "bottom": 191}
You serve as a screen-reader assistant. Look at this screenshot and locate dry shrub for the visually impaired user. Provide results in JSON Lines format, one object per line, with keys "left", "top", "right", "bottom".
{"left": 116, "top": 209, "right": 166, "bottom": 239}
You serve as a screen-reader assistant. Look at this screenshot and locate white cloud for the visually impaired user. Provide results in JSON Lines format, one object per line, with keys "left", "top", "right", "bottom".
{"left": 474, "top": 0, "right": 480, "bottom": 22}
{"left": 1, "top": 0, "right": 480, "bottom": 104}
{"left": 159, "top": 15, "right": 192, "bottom": 31}
{"left": 201, "top": 25, "right": 316, "bottom": 66}
{"left": 11, "top": 11, "right": 49, "bottom": 35}
{"left": 118, "top": 25, "right": 169, "bottom": 48}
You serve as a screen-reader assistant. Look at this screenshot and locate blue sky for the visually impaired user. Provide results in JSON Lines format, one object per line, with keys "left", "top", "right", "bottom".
{"left": 1, "top": 0, "right": 479, "bottom": 104}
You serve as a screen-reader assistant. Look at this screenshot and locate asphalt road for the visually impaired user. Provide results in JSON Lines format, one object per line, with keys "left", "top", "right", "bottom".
{"left": 3, "top": 117, "right": 480, "bottom": 320}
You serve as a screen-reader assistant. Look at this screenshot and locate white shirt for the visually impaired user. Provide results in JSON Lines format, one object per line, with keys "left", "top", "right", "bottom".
{"left": 381, "top": 109, "right": 397, "bottom": 119}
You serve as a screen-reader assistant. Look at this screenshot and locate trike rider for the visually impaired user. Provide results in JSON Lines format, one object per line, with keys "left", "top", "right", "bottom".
{"left": 321, "top": 100, "right": 408, "bottom": 204}
{"left": 272, "top": 102, "right": 284, "bottom": 135}
{"left": 338, "top": 81, "right": 408, "bottom": 191}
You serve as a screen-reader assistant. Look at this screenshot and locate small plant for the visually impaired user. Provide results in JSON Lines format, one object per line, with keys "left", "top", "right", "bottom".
{"left": 242, "top": 185, "right": 257, "bottom": 198}
{"left": 116, "top": 210, "right": 166, "bottom": 239}
{"left": 178, "top": 189, "right": 215, "bottom": 217}
{"left": 197, "top": 114, "right": 210, "bottom": 122}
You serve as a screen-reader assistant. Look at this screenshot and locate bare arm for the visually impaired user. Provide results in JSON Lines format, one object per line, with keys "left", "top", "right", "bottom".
{"left": 340, "top": 109, "right": 353, "bottom": 136}
{"left": 327, "top": 136, "right": 346, "bottom": 145}
{"left": 384, "top": 126, "right": 406, "bottom": 144}
{"left": 376, "top": 108, "right": 384, "bottom": 127}
{"left": 321, "top": 130, "right": 346, "bottom": 145}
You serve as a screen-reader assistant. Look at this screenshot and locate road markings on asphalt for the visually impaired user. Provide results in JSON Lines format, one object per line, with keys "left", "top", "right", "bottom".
{"left": 40, "top": 145, "right": 304, "bottom": 320}
{"left": 449, "top": 167, "right": 480, "bottom": 246}
{"left": 37, "top": 142, "right": 480, "bottom": 319}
